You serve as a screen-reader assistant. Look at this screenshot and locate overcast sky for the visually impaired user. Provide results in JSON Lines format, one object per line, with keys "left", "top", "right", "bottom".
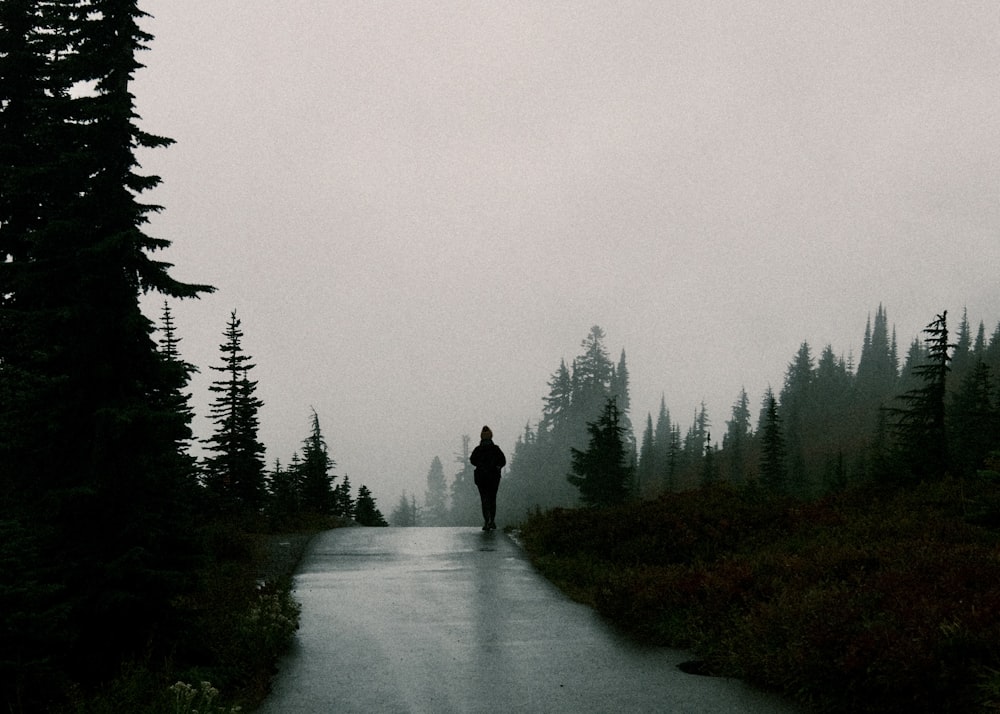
{"left": 134, "top": 1, "right": 1000, "bottom": 509}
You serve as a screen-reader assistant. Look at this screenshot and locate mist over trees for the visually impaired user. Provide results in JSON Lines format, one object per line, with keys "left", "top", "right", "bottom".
{"left": 484, "top": 308, "right": 1000, "bottom": 523}
{"left": 399, "top": 308, "right": 999, "bottom": 526}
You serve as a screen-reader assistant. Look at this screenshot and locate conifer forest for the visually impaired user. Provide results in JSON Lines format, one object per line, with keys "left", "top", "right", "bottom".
{"left": 0, "top": 3, "right": 384, "bottom": 710}
{"left": 4, "top": 2, "right": 1000, "bottom": 713}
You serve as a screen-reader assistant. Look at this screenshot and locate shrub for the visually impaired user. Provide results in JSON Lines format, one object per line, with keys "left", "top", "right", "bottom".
{"left": 520, "top": 478, "right": 1000, "bottom": 713}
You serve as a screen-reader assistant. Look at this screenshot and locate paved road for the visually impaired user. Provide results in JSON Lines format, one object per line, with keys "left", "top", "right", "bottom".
{"left": 257, "top": 527, "right": 798, "bottom": 714}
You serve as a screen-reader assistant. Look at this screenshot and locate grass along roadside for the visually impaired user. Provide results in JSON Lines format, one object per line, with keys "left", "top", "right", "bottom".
{"left": 62, "top": 524, "right": 323, "bottom": 714}
{"left": 519, "top": 478, "right": 1000, "bottom": 714}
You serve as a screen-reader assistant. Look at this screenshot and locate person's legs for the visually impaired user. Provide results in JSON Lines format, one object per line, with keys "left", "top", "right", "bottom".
{"left": 485, "top": 477, "right": 500, "bottom": 529}
{"left": 476, "top": 483, "right": 490, "bottom": 529}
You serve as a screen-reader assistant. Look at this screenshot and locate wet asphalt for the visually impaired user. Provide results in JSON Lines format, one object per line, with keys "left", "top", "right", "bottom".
{"left": 256, "top": 527, "right": 799, "bottom": 714}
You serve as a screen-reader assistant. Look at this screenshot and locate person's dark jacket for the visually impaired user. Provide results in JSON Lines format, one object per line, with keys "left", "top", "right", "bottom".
{"left": 470, "top": 439, "right": 506, "bottom": 486}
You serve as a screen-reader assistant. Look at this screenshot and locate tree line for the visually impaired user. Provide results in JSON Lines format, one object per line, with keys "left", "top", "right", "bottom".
{"left": 493, "top": 307, "right": 1000, "bottom": 517}
{"left": 0, "top": 3, "right": 386, "bottom": 708}
{"left": 188, "top": 307, "right": 388, "bottom": 530}
{"left": 391, "top": 326, "right": 635, "bottom": 526}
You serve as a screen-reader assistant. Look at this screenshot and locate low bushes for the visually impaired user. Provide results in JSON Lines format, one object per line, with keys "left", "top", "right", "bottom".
{"left": 61, "top": 526, "right": 310, "bottom": 713}
{"left": 520, "top": 479, "right": 1000, "bottom": 713}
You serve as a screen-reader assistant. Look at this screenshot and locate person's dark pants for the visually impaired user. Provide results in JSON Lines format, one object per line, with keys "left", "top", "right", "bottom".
{"left": 476, "top": 476, "right": 500, "bottom": 525}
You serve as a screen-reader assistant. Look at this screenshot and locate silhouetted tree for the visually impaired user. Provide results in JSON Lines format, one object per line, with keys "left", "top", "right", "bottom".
{"left": 854, "top": 304, "right": 898, "bottom": 424}
{"left": 355, "top": 485, "right": 388, "bottom": 526}
{"left": 950, "top": 359, "right": 998, "bottom": 477}
{"left": 664, "top": 423, "right": 682, "bottom": 492}
{"left": 636, "top": 414, "right": 656, "bottom": 497}
{"left": 889, "top": 312, "right": 952, "bottom": 479}
{"left": 539, "top": 359, "right": 573, "bottom": 439}
{"left": 652, "top": 395, "right": 672, "bottom": 487}
{"left": 780, "top": 342, "right": 814, "bottom": 497}
{"left": 759, "top": 388, "right": 787, "bottom": 495}
{"left": 266, "top": 459, "right": 301, "bottom": 529}
{"left": 297, "top": 409, "right": 337, "bottom": 516}
{"left": 333, "top": 475, "right": 355, "bottom": 519}
{"left": 503, "top": 327, "right": 630, "bottom": 513}
{"left": 203, "top": 312, "right": 266, "bottom": 516}
{"left": 155, "top": 302, "right": 200, "bottom": 465}
{"left": 723, "top": 388, "right": 752, "bottom": 485}
{"left": 568, "top": 397, "right": 633, "bottom": 507}
{"left": 0, "top": 0, "right": 213, "bottom": 698}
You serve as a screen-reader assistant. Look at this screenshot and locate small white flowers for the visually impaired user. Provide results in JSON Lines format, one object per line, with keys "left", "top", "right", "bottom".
{"left": 168, "top": 679, "right": 240, "bottom": 714}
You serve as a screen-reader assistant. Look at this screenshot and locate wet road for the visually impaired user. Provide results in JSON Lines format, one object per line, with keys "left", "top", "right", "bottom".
{"left": 257, "top": 527, "right": 798, "bottom": 713}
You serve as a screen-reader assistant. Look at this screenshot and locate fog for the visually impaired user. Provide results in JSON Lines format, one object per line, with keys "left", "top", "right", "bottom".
{"left": 134, "top": 1, "right": 1000, "bottom": 509}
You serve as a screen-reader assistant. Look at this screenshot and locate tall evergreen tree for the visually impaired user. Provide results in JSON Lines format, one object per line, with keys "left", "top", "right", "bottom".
{"left": 155, "top": 301, "right": 199, "bottom": 463}
{"left": 950, "top": 359, "right": 998, "bottom": 477}
{"left": 889, "top": 312, "right": 952, "bottom": 479}
{"left": 539, "top": 359, "right": 572, "bottom": 439}
{"left": 611, "top": 349, "right": 635, "bottom": 454}
{"left": 390, "top": 491, "right": 419, "bottom": 526}
{"left": 636, "top": 413, "right": 656, "bottom": 497}
{"left": 266, "top": 459, "right": 301, "bottom": 529}
{"left": 333, "top": 474, "right": 355, "bottom": 520}
{"left": 0, "top": 0, "right": 214, "bottom": 696}
{"left": 950, "top": 307, "right": 973, "bottom": 390}
{"left": 701, "top": 435, "right": 719, "bottom": 487}
{"left": 651, "top": 396, "right": 672, "bottom": 489}
{"left": 759, "top": 388, "right": 787, "bottom": 495}
{"left": 664, "top": 423, "right": 682, "bottom": 492}
{"left": 723, "top": 388, "right": 752, "bottom": 485}
{"left": 567, "top": 397, "right": 633, "bottom": 507}
{"left": 423, "top": 456, "right": 448, "bottom": 526}
{"left": 780, "top": 342, "right": 815, "bottom": 497}
{"left": 449, "top": 435, "right": 480, "bottom": 525}
{"left": 855, "top": 305, "right": 898, "bottom": 412}
{"left": 203, "top": 312, "right": 266, "bottom": 515}
{"left": 678, "top": 404, "right": 709, "bottom": 489}
{"left": 296, "top": 409, "right": 337, "bottom": 516}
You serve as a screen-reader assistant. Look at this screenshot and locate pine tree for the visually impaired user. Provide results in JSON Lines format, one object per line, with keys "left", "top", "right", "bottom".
{"left": 652, "top": 396, "right": 672, "bottom": 489}
{"left": 855, "top": 305, "right": 898, "bottom": 419}
{"left": 950, "top": 359, "right": 998, "bottom": 477}
{"left": 297, "top": 409, "right": 337, "bottom": 516}
{"left": 701, "top": 435, "right": 718, "bottom": 487}
{"left": 390, "top": 491, "right": 419, "bottom": 526}
{"left": 0, "top": 0, "right": 213, "bottom": 695}
{"left": 759, "top": 388, "right": 787, "bottom": 495}
{"left": 780, "top": 342, "right": 814, "bottom": 497}
{"left": 723, "top": 388, "right": 752, "bottom": 485}
{"left": 423, "top": 456, "right": 448, "bottom": 526}
{"left": 539, "top": 359, "right": 573, "bottom": 439}
{"left": 333, "top": 475, "right": 355, "bottom": 519}
{"left": 567, "top": 397, "right": 633, "bottom": 507}
{"left": 449, "top": 435, "right": 480, "bottom": 525}
{"left": 636, "top": 413, "right": 656, "bottom": 497}
{"left": 266, "top": 459, "right": 301, "bottom": 529}
{"left": 889, "top": 312, "right": 952, "bottom": 479}
{"left": 155, "top": 302, "right": 199, "bottom": 462}
{"left": 664, "top": 423, "right": 682, "bottom": 492}
{"left": 203, "top": 312, "right": 266, "bottom": 515}
{"left": 950, "top": 307, "right": 973, "bottom": 389}
{"left": 611, "top": 349, "right": 635, "bottom": 451}
{"left": 679, "top": 404, "right": 710, "bottom": 488}
{"left": 355, "top": 485, "right": 388, "bottom": 526}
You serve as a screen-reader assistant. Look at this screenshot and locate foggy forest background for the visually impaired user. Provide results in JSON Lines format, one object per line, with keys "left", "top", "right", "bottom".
{"left": 399, "top": 310, "right": 1000, "bottom": 527}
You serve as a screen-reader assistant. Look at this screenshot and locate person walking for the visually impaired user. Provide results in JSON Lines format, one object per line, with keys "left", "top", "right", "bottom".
{"left": 470, "top": 425, "right": 506, "bottom": 531}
